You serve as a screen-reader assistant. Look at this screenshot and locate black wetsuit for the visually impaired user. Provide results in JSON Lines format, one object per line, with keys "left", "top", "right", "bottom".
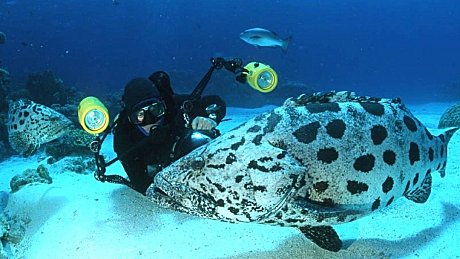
{"left": 113, "top": 94, "right": 226, "bottom": 194}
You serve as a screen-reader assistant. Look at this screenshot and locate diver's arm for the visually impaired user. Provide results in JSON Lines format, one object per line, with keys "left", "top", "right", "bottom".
{"left": 119, "top": 159, "right": 152, "bottom": 194}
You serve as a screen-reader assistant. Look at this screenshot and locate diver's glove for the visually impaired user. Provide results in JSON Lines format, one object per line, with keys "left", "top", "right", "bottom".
{"left": 191, "top": 116, "right": 217, "bottom": 131}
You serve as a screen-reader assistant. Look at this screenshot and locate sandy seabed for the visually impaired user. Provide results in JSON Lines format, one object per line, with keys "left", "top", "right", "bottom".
{"left": 1, "top": 103, "right": 459, "bottom": 259}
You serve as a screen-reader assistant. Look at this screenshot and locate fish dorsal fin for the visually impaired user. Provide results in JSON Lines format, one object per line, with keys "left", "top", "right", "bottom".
{"left": 299, "top": 225, "right": 342, "bottom": 252}
{"left": 283, "top": 91, "right": 401, "bottom": 107}
{"left": 404, "top": 174, "right": 432, "bottom": 203}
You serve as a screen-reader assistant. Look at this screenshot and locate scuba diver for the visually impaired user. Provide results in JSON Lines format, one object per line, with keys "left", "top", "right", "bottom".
{"left": 113, "top": 72, "right": 226, "bottom": 194}
{"left": 78, "top": 57, "right": 278, "bottom": 195}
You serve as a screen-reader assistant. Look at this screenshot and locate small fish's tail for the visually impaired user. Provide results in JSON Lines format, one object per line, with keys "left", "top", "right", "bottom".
{"left": 281, "top": 36, "right": 292, "bottom": 53}
{"left": 437, "top": 127, "right": 458, "bottom": 177}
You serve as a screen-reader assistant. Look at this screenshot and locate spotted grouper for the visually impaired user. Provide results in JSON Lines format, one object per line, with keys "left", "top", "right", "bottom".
{"left": 146, "top": 91, "right": 458, "bottom": 252}
{"left": 7, "top": 99, "right": 73, "bottom": 156}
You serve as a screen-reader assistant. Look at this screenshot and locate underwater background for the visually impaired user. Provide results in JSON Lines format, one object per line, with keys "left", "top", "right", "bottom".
{"left": 1, "top": 0, "right": 460, "bottom": 105}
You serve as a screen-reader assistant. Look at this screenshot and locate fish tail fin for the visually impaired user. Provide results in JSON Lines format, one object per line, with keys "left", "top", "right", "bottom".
{"left": 440, "top": 127, "right": 459, "bottom": 144}
{"left": 436, "top": 127, "right": 458, "bottom": 178}
{"left": 281, "top": 36, "right": 292, "bottom": 53}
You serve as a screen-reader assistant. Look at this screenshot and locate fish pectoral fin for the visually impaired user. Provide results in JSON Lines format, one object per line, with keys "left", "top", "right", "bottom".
{"left": 299, "top": 225, "right": 342, "bottom": 252}
{"left": 23, "top": 143, "right": 39, "bottom": 157}
{"left": 404, "top": 174, "right": 432, "bottom": 203}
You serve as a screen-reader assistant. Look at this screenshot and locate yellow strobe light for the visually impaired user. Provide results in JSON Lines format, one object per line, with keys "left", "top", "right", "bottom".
{"left": 78, "top": 96, "right": 109, "bottom": 134}
{"left": 243, "top": 62, "right": 278, "bottom": 93}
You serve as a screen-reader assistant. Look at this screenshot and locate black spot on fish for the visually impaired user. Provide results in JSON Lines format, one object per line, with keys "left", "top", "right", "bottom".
{"left": 248, "top": 160, "right": 282, "bottom": 172}
{"left": 382, "top": 177, "right": 394, "bottom": 193}
{"left": 293, "top": 121, "right": 321, "bottom": 144}
{"left": 371, "top": 125, "right": 388, "bottom": 145}
{"left": 229, "top": 207, "right": 239, "bottom": 214}
{"left": 386, "top": 197, "right": 394, "bottom": 206}
{"left": 413, "top": 173, "right": 419, "bottom": 185}
{"left": 428, "top": 147, "right": 434, "bottom": 161}
{"left": 436, "top": 163, "right": 441, "bottom": 170}
{"left": 259, "top": 156, "right": 273, "bottom": 162}
{"left": 442, "top": 161, "right": 447, "bottom": 169}
{"left": 253, "top": 185, "right": 267, "bottom": 192}
{"left": 277, "top": 151, "right": 286, "bottom": 159}
{"left": 216, "top": 199, "right": 225, "bottom": 207}
{"left": 425, "top": 128, "right": 434, "bottom": 140}
{"left": 225, "top": 153, "right": 236, "bottom": 164}
{"left": 426, "top": 169, "right": 432, "bottom": 176}
{"left": 317, "top": 147, "right": 339, "bottom": 164}
{"left": 313, "top": 181, "right": 329, "bottom": 194}
{"left": 440, "top": 146, "right": 444, "bottom": 157}
{"left": 235, "top": 175, "right": 244, "bottom": 183}
{"left": 207, "top": 164, "right": 225, "bottom": 169}
{"left": 404, "top": 181, "right": 411, "bottom": 194}
{"left": 325, "top": 119, "right": 346, "bottom": 139}
{"left": 360, "top": 103, "right": 385, "bottom": 116}
{"left": 383, "top": 150, "right": 396, "bottom": 165}
{"left": 252, "top": 134, "right": 263, "bottom": 145}
{"left": 231, "top": 137, "right": 245, "bottom": 151}
{"left": 19, "top": 119, "right": 25, "bottom": 125}
{"left": 353, "top": 154, "right": 375, "bottom": 173}
{"left": 305, "top": 103, "right": 340, "bottom": 113}
{"left": 263, "top": 111, "right": 282, "bottom": 134}
{"left": 403, "top": 115, "right": 417, "bottom": 132}
{"left": 371, "top": 198, "right": 381, "bottom": 211}
{"left": 23, "top": 111, "right": 30, "bottom": 117}
{"left": 247, "top": 125, "right": 261, "bottom": 133}
{"left": 409, "top": 142, "right": 420, "bottom": 165}
{"left": 213, "top": 182, "right": 226, "bottom": 192}
{"left": 347, "top": 180, "right": 369, "bottom": 195}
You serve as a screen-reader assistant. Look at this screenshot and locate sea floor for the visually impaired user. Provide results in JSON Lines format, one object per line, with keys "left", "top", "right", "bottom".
{"left": 1, "top": 102, "right": 459, "bottom": 259}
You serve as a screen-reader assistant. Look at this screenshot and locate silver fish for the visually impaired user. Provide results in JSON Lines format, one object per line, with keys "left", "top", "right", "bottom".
{"left": 7, "top": 99, "right": 73, "bottom": 156}
{"left": 147, "top": 91, "right": 458, "bottom": 252}
{"left": 240, "top": 28, "right": 292, "bottom": 52}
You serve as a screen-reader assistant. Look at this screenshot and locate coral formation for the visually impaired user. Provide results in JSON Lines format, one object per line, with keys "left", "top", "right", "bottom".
{"left": 1, "top": 191, "right": 28, "bottom": 259}
{"left": 10, "top": 165, "right": 53, "bottom": 193}
{"left": 25, "top": 70, "right": 82, "bottom": 106}
{"left": 438, "top": 102, "right": 460, "bottom": 128}
{"left": 46, "top": 156, "right": 96, "bottom": 175}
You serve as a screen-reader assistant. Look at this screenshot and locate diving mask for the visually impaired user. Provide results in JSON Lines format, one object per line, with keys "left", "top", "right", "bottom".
{"left": 129, "top": 98, "right": 166, "bottom": 125}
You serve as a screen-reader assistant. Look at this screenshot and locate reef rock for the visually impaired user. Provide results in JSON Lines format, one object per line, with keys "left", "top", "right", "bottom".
{"left": 45, "top": 156, "right": 96, "bottom": 175}
{"left": 10, "top": 165, "right": 52, "bottom": 193}
{"left": 25, "top": 70, "right": 80, "bottom": 106}
{"left": 439, "top": 102, "right": 460, "bottom": 128}
{"left": 45, "top": 129, "right": 94, "bottom": 159}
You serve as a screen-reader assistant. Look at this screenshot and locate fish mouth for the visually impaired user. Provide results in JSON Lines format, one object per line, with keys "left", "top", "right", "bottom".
{"left": 149, "top": 175, "right": 190, "bottom": 211}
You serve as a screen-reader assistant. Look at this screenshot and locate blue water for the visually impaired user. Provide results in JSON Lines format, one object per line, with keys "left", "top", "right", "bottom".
{"left": 1, "top": 0, "right": 460, "bottom": 104}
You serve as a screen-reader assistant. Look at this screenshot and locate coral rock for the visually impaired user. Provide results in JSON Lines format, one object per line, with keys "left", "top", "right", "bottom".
{"left": 438, "top": 102, "right": 460, "bottom": 128}
{"left": 10, "top": 165, "right": 53, "bottom": 193}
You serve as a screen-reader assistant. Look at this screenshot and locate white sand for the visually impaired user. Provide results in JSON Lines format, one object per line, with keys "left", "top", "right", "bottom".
{"left": 1, "top": 103, "right": 459, "bottom": 259}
